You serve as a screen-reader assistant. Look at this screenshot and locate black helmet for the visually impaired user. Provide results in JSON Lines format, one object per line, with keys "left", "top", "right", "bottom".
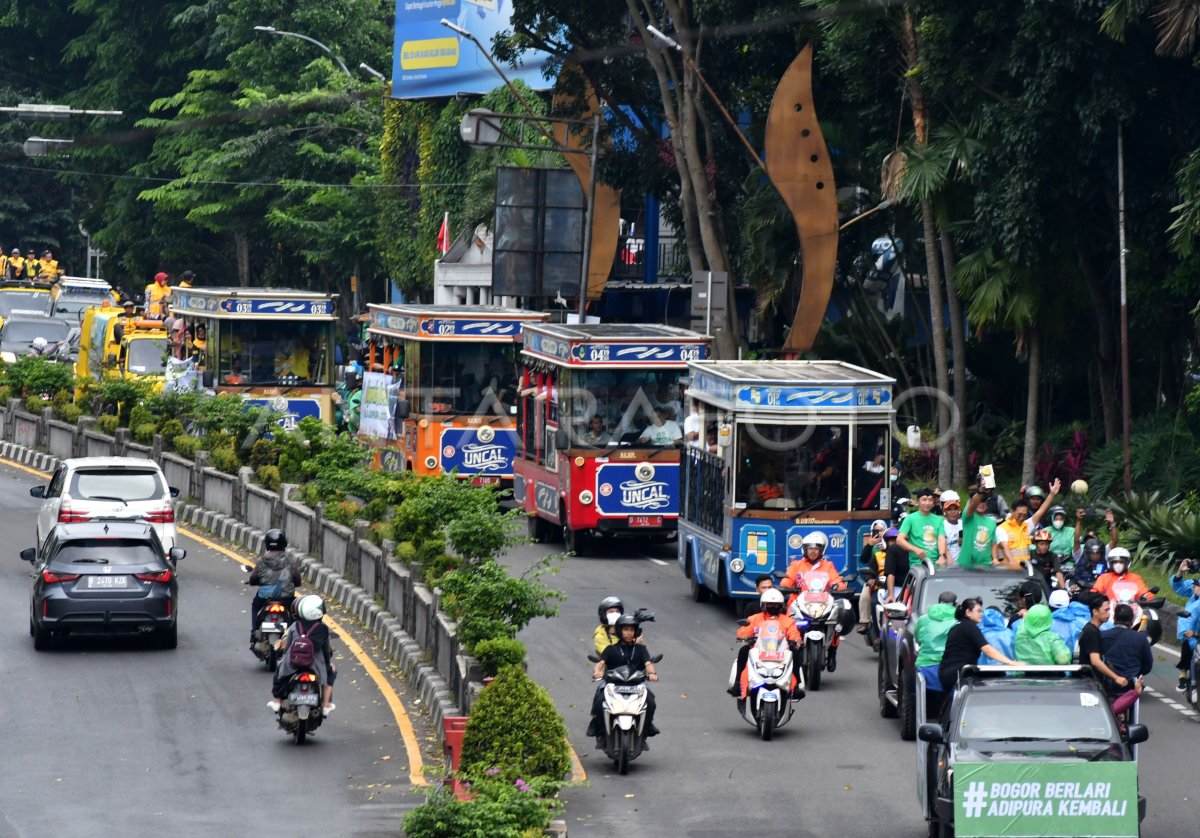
{"left": 264, "top": 528, "right": 287, "bottom": 551}
{"left": 598, "top": 595, "right": 623, "bottom": 625}
{"left": 614, "top": 614, "right": 638, "bottom": 633}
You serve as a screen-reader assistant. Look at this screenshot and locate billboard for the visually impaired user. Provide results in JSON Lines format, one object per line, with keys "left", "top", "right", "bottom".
{"left": 391, "top": 0, "right": 555, "bottom": 99}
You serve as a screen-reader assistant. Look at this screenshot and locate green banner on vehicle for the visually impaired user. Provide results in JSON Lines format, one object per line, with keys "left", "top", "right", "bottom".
{"left": 953, "top": 761, "right": 1138, "bottom": 837}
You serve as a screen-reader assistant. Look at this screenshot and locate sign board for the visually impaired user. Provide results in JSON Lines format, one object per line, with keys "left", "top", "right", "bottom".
{"left": 595, "top": 462, "right": 679, "bottom": 517}
{"left": 953, "top": 761, "right": 1138, "bottom": 838}
{"left": 359, "top": 372, "right": 395, "bottom": 439}
{"left": 391, "top": 0, "right": 555, "bottom": 99}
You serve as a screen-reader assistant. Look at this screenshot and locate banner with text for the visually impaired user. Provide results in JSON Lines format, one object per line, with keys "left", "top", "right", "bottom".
{"left": 359, "top": 372, "right": 394, "bottom": 439}
{"left": 953, "top": 761, "right": 1138, "bottom": 837}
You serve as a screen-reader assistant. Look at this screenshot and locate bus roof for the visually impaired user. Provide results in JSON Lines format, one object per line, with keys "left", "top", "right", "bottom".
{"left": 170, "top": 287, "right": 338, "bottom": 320}
{"left": 521, "top": 322, "right": 709, "bottom": 367}
{"left": 685, "top": 360, "right": 895, "bottom": 413}
{"left": 366, "top": 303, "right": 548, "bottom": 342}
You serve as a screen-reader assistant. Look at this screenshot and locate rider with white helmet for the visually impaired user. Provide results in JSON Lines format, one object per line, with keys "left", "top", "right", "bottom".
{"left": 269, "top": 593, "right": 337, "bottom": 715}
{"left": 781, "top": 531, "right": 846, "bottom": 591}
{"left": 1091, "top": 547, "right": 1152, "bottom": 602}
{"left": 28, "top": 336, "right": 49, "bottom": 357}
{"left": 728, "top": 588, "right": 804, "bottom": 700}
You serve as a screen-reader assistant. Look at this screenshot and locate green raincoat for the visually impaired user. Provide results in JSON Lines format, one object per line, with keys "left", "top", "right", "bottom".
{"left": 914, "top": 602, "right": 958, "bottom": 667}
{"left": 1014, "top": 603, "right": 1071, "bottom": 665}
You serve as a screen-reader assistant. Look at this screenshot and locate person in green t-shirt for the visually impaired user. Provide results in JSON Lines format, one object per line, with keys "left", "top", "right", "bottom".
{"left": 896, "top": 487, "right": 947, "bottom": 565}
{"left": 959, "top": 489, "right": 999, "bottom": 567}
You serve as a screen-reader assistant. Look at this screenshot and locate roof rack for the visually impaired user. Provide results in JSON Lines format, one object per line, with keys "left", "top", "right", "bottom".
{"left": 922, "top": 557, "right": 937, "bottom": 576}
{"left": 961, "top": 664, "right": 1095, "bottom": 679}
{"left": 0, "top": 278, "right": 54, "bottom": 290}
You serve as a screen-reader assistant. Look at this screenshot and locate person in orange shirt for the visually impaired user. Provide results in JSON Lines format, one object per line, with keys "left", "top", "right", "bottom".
{"left": 1091, "top": 548, "right": 1152, "bottom": 602}
{"left": 781, "top": 531, "right": 846, "bottom": 592}
{"left": 729, "top": 589, "right": 803, "bottom": 700}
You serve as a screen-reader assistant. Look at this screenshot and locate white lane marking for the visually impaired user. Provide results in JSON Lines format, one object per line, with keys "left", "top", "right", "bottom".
{"left": 648, "top": 558, "right": 669, "bottom": 566}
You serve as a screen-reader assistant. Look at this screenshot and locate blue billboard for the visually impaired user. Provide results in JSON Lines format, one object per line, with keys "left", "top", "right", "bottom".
{"left": 391, "top": 0, "right": 555, "bottom": 99}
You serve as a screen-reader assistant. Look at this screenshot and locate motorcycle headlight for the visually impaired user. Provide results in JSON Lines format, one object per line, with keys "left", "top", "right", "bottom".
{"left": 803, "top": 602, "right": 829, "bottom": 618}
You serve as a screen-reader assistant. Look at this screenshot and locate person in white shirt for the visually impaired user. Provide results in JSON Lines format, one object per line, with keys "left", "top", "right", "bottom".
{"left": 941, "top": 489, "right": 964, "bottom": 564}
{"left": 638, "top": 406, "right": 682, "bottom": 447}
{"left": 683, "top": 411, "right": 704, "bottom": 449}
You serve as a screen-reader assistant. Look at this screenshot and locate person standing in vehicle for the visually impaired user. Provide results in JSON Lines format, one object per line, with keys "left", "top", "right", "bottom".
{"left": 1013, "top": 603, "right": 1072, "bottom": 665}
{"left": 7, "top": 248, "right": 24, "bottom": 278}
{"left": 882, "top": 526, "right": 910, "bottom": 603}
{"left": 729, "top": 588, "right": 803, "bottom": 699}
{"left": 995, "top": 478, "right": 1060, "bottom": 570}
{"left": 588, "top": 615, "right": 658, "bottom": 745}
{"left": 1045, "top": 505, "right": 1074, "bottom": 555}
{"left": 914, "top": 591, "right": 959, "bottom": 690}
{"left": 960, "top": 488, "right": 999, "bottom": 568}
{"left": 271, "top": 594, "right": 337, "bottom": 714}
{"left": 895, "top": 487, "right": 946, "bottom": 567}
{"left": 178, "top": 269, "right": 196, "bottom": 289}
{"left": 940, "top": 491, "right": 964, "bottom": 565}
{"left": 144, "top": 271, "right": 171, "bottom": 319}
{"left": 245, "top": 528, "right": 301, "bottom": 644}
{"left": 856, "top": 519, "right": 888, "bottom": 632}
{"left": 938, "top": 598, "right": 1020, "bottom": 692}
{"left": 1030, "top": 529, "right": 1064, "bottom": 589}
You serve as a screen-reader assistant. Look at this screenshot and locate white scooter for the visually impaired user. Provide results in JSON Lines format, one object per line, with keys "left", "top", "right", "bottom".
{"left": 586, "top": 652, "right": 662, "bottom": 775}
{"left": 731, "top": 619, "right": 802, "bottom": 741}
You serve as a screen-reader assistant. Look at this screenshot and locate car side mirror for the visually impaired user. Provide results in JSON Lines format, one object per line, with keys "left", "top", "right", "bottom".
{"left": 554, "top": 427, "right": 570, "bottom": 451}
{"left": 1125, "top": 723, "right": 1149, "bottom": 746}
{"left": 169, "top": 486, "right": 180, "bottom": 498}
{"left": 586, "top": 654, "right": 601, "bottom": 663}
{"left": 394, "top": 399, "right": 410, "bottom": 420}
{"left": 20, "top": 548, "right": 36, "bottom": 562}
{"left": 918, "top": 724, "right": 944, "bottom": 744}
{"left": 168, "top": 547, "right": 186, "bottom": 562}
{"left": 884, "top": 602, "right": 909, "bottom": 619}
{"left": 28, "top": 486, "right": 45, "bottom": 498}
{"left": 1148, "top": 586, "right": 1160, "bottom": 595}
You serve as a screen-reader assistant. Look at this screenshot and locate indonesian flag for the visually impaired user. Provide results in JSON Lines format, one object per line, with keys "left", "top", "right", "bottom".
{"left": 436, "top": 212, "right": 450, "bottom": 255}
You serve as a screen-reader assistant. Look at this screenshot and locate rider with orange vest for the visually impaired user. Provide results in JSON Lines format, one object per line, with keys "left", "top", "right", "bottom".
{"left": 1091, "top": 548, "right": 1152, "bottom": 601}
{"left": 781, "top": 531, "right": 847, "bottom": 592}
{"left": 729, "top": 589, "right": 803, "bottom": 699}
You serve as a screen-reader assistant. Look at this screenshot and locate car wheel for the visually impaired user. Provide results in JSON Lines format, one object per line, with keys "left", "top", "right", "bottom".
{"left": 563, "top": 524, "right": 586, "bottom": 556}
{"left": 158, "top": 623, "right": 178, "bottom": 650}
{"left": 900, "top": 664, "right": 917, "bottom": 741}
{"left": 879, "top": 653, "right": 898, "bottom": 718}
{"left": 32, "top": 621, "right": 51, "bottom": 651}
{"left": 927, "top": 817, "right": 940, "bottom": 838}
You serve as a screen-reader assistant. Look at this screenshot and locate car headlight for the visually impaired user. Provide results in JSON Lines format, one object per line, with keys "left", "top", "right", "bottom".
{"left": 424, "top": 456, "right": 438, "bottom": 469}
{"left": 578, "top": 490, "right": 594, "bottom": 505}
{"left": 729, "top": 558, "right": 746, "bottom": 573}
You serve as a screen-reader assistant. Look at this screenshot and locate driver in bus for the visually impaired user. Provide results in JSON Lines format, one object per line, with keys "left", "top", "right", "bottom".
{"left": 638, "top": 406, "right": 682, "bottom": 447}
{"left": 749, "top": 460, "right": 791, "bottom": 507}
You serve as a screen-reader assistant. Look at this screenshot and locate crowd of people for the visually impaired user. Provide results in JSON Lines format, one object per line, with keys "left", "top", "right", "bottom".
{"left": 0, "top": 248, "right": 61, "bottom": 280}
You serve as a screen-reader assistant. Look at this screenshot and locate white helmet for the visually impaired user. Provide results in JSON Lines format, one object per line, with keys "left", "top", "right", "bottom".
{"left": 800, "top": 531, "right": 828, "bottom": 552}
{"left": 870, "top": 518, "right": 888, "bottom": 534}
{"left": 296, "top": 594, "right": 326, "bottom": 621}
{"left": 1048, "top": 589, "right": 1070, "bottom": 610}
{"left": 1108, "top": 547, "right": 1130, "bottom": 571}
{"left": 31, "top": 336, "right": 47, "bottom": 351}
{"left": 940, "top": 489, "right": 961, "bottom": 507}
{"left": 760, "top": 588, "right": 785, "bottom": 606}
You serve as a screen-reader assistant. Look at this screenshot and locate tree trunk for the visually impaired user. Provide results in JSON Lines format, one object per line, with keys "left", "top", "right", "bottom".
{"left": 1022, "top": 329, "right": 1040, "bottom": 485}
{"left": 234, "top": 231, "right": 251, "bottom": 287}
{"left": 939, "top": 228, "right": 968, "bottom": 486}
{"left": 903, "top": 12, "right": 950, "bottom": 487}
{"left": 1076, "top": 249, "right": 1119, "bottom": 443}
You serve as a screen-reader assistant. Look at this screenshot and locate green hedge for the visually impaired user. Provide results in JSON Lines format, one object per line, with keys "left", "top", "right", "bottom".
{"left": 459, "top": 665, "right": 570, "bottom": 784}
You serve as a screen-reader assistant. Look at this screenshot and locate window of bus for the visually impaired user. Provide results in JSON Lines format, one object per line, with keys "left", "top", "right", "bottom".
{"left": 215, "top": 320, "right": 331, "bottom": 386}
{"left": 735, "top": 422, "right": 850, "bottom": 511}
{"left": 414, "top": 343, "right": 516, "bottom": 416}
{"left": 852, "top": 424, "right": 894, "bottom": 512}
{"left": 567, "top": 368, "right": 686, "bottom": 447}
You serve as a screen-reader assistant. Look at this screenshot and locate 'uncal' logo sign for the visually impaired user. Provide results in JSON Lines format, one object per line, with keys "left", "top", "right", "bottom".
{"left": 597, "top": 461, "right": 676, "bottom": 514}
{"left": 441, "top": 425, "right": 513, "bottom": 475}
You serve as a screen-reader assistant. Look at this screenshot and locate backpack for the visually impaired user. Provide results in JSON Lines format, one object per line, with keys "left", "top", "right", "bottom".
{"left": 256, "top": 560, "right": 284, "bottom": 600}
{"left": 289, "top": 621, "right": 319, "bottom": 668}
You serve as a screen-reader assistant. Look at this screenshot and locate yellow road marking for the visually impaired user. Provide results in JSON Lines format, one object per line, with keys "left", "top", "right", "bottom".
{"left": 178, "top": 525, "right": 428, "bottom": 786}
{"left": 2, "top": 455, "right": 584, "bottom": 784}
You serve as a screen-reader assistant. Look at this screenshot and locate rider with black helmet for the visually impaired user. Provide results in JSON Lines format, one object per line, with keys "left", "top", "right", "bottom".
{"left": 245, "top": 528, "right": 302, "bottom": 644}
{"left": 587, "top": 614, "right": 659, "bottom": 747}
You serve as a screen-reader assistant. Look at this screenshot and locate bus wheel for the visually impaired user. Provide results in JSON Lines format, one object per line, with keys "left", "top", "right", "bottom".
{"left": 527, "top": 514, "right": 543, "bottom": 543}
{"left": 563, "top": 524, "right": 587, "bottom": 556}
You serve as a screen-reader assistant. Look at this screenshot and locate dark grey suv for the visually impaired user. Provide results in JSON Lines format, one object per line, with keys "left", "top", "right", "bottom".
{"left": 877, "top": 561, "right": 1047, "bottom": 740}
{"left": 23, "top": 521, "right": 185, "bottom": 650}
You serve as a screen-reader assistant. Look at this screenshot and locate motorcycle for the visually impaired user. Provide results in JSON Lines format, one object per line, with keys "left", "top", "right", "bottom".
{"left": 784, "top": 571, "right": 856, "bottom": 691}
{"left": 1108, "top": 581, "right": 1164, "bottom": 646}
{"left": 251, "top": 600, "right": 290, "bottom": 670}
{"left": 586, "top": 652, "right": 662, "bottom": 774}
{"left": 275, "top": 669, "right": 327, "bottom": 744}
{"left": 731, "top": 619, "right": 800, "bottom": 740}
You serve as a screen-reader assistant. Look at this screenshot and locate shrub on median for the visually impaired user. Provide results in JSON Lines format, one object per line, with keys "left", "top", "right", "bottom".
{"left": 402, "top": 775, "right": 560, "bottom": 838}
{"left": 95, "top": 414, "right": 119, "bottom": 435}
{"left": 472, "top": 637, "right": 526, "bottom": 677}
{"left": 437, "top": 556, "right": 563, "bottom": 651}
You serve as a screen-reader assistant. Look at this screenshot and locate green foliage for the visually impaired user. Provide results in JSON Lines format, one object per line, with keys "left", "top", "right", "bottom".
{"left": 3, "top": 357, "right": 74, "bottom": 399}
{"left": 1089, "top": 413, "right": 1200, "bottom": 497}
{"left": 324, "top": 500, "right": 363, "bottom": 528}
{"left": 144, "top": 390, "right": 203, "bottom": 424}
{"left": 210, "top": 447, "right": 241, "bottom": 475}
{"left": 94, "top": 377, "right": 155, "bottom": 423}
{"left": 472, "top": 637, "right": 527, "bottom": 677}
{"left": 50, "top": 389, "right": 71, "bottom": 409}
{"left": 54, "top": 403, "right": 83, "bottom": 424}
{"left": 248, "top": 438, "right": 277, "bottom": 469}
{"left": 392, "top": 476, "right": 518, "bottom": 562}
{"left": 173, "top": 434, "right": 202, "bottom": 459}
{"left": 438, "top": 557, "right": 563, "bottom": 650}
{"left": 95, "top": 415, "right": 120, "bottom": 436}
{"left": 159, "top": 419, "right": 185, "bottom": 440}
{"left": 128, "top": 403, "right": 154, "bottom": 430}
{"left": 256, "top": 465, "right": 281, "bottom": 492}
{"left": 422, "top": 553, "right": 462, "bottom": 588}
{"left": 0, "top": 384, "right": 10, "bottom": 404}
{"left": 191, "top": 394, "right": 265, "bottom": 447}
{"left": 24, "top": 396, "right": 49, "bottom": 414}
{"left": 402, "top": 776, "right": 560, "bottom": 838}
{"left": 459, "top": 665, "right": 570, "bottom": 784}
{"left": 1108, "top": 491, "right": 1200, "bottom": 573}
{"left": 395, "top": 541, "right": 418, "bottom": 564}
{"left": 134, "top": 422, "right": 158, "bottom": 445}
{"left": 368, "top": 519, "right": 395, "bottom": 545}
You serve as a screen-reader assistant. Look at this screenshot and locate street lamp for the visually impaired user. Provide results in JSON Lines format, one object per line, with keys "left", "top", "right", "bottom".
{"left": 839, "top": 199, "right": 894, "bottom": 231}
{"left": 0, "top": 103, "right": 123, "bottom": 119}
{"left": 254, "top": 25, "right": 367, "bottom": 80}
{"left": 359, "top": 63, "right": 386, "bottom": 83}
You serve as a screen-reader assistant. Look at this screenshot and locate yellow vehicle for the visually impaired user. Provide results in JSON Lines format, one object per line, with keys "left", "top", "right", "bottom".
{"left": 50, "top": 276, "right": 118, "bottom": 322}
{"left": 74, "top": 306, "right": 169, "bottom": 398}
{"left": 0, "top": 278, "right": 54, "bottom": 329}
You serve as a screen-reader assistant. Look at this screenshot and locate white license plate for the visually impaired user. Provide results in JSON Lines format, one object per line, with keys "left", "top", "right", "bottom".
{"left": 628, "top": 515, "right": 663, "bottom": 528}
{"left": 86, "top": 575, "right": 129, "bottom": 589}
{"left": 289, "top": 692, "right": 319, "bottom": 706}
{"left": 260, "top": 622, "right": 280, "bottom": 632}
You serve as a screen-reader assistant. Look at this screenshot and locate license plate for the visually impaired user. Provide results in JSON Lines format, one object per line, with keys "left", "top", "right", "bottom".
{"left": 260, "top": 622, "right": 280, "bottom": 632}
{"left": 86, "top": 575, "right": 129, "bottom": 589}
{"left": 628, "top": 515, "right": 663, "bottom": 528}
{"left": 614, "top": 685, "right": 640, "bottom": 694}
{"left": 471, "top": 476, "right": 500, "bottom": 487}
{"left": 289, "top": 692, "right": 319, "bottom": 706}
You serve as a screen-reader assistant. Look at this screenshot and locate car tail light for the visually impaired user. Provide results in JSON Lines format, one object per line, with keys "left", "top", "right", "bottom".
{"left": 57, "top": 505, "right": 90, "bottom": 524}
{"left": 143, "top": 507, "right": 175, "bottom": 524}
{"left": 266, "top": 603, "right": 287, "bottom": 613}
{"left": 42, "top": 570, "right": 81, "bottom": 583}
{"left": 298, "top": 673, "right": 318, "bottom": 683}
{"left": 135, "top": 569, "right": 172, "bottom": 583}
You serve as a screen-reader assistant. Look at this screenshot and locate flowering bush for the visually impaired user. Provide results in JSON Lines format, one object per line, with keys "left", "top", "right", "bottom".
{"left": 402, "top": 775, "right": 561, "bottom": 838}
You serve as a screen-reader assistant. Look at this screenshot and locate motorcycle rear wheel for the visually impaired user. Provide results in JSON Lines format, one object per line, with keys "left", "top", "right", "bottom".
{"left": 295, "top": 722, "right": 307, "bottom": 745}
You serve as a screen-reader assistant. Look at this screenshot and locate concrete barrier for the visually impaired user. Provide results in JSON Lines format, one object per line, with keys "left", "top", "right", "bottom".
{"left": 46, "top": 420, "right": 76, "bottom": 461}
{"left": 282, "top": 498, "right": 315, "bottom": 555}
{"left": 13, "top": 411, "right": 38, "bottom": 449}
{"left": 245, "top": 484, "right": 278, "bottom": 532}
{"left": 320, "top": 520, "right": 352, "bottom": 575}
{"left": 125, "top": 441, "right": 153, "bottom": 461}
{"left": 201, "top": 468, "right": 236, "bottom": 516}
{"left": 82, "top": 430, "right": 116, "bottom": 458}
{"left": 161, "top": 453, "right": 194, "bottom": 501}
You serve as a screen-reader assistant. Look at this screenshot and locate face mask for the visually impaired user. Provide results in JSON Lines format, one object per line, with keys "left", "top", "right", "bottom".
{"left": 606, "top": 611, "right": 621, "bottom": 625}
{"left": 1052, "top": 519, "right": 1064, "bottom": 530}
{"left": 889, "top": 474, "right": 898, "bottom": 483}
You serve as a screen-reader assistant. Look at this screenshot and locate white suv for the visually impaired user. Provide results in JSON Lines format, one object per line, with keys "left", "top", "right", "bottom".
{"left": 31, "top": 457, "right": 179, "bottom": 554}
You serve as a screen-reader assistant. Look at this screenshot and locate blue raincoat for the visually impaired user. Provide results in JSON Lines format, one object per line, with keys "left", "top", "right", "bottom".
{"left": 1050, "top": 601, "right": 1091, "bottom": 655}
{"left": 978, "top": 607, "right": 1014, "bottom": 664}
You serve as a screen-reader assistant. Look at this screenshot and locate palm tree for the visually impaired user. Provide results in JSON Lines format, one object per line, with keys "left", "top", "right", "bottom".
{"left": 1101, "top": 0, "right": 1200, "bottom": 56}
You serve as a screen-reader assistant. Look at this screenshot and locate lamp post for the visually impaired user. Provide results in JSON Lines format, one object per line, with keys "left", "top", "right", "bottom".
{"left": 0, "top": 103, "right": 123, "bottom": 119}
{"left": 253, "top": 25, "right": 384, "bottom": 81}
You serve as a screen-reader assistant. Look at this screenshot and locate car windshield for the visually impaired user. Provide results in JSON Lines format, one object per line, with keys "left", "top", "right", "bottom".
{"left": 917, "top": 571, "right": 1038, "bottom": 620}
{"left": 53, "top": 538, "right": 163, "bottom": 567}
{"left": 1, "top": 318, "right": 69, "bottom": 349}
{"left": 126, "top": 338, "right": 168, "bottom": 375}
{"left": 566, "top": 368, "right": 686, "bottom": 448}
{"left": 70, "top": 470, "right": 163, "bottom": 501}
{"left": 958, "top": 688, "right": 1118, "bottom": 744}
{"left": 0, "top": 291, "right": 52, "bottom": 317}
{"left": 53, "top": 298, "right": 99, "bottom": 320}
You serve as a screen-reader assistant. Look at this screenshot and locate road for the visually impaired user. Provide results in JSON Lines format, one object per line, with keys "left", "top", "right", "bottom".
{"left": 504, "top": 536, "right": 1200, "bottom": 838}
{"left": 0, "top": 462, "right": 433, "bottom": 838}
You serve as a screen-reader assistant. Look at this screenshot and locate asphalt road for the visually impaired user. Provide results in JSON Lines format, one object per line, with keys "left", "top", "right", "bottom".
{"left": 0, "top": 462, "right": 431, "bottom": 838}
{"left": 504, "top": 535, "right": 1200, "bottom": 838}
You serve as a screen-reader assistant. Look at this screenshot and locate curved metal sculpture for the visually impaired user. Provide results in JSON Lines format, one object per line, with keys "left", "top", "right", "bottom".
{"left": 765, "top": 44, "right": 838, "bottom": 353}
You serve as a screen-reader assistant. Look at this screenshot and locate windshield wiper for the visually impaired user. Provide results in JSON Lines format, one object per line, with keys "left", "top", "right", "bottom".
{"left": 70, "top": 558, "right": 109, "bottom": 564}
{"left": 87, "top": 496, "right": 128, "bottom": 504}
{"left": 1066, "top": 737, "right": 1113, "bottom": 743}
{"left": 978, "top": 736, "right": 1050, "bottom": 742}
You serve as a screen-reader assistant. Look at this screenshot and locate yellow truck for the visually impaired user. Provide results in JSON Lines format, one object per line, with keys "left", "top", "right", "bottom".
{"left": 74, "top": 306, "right": 169, "bottom": 398}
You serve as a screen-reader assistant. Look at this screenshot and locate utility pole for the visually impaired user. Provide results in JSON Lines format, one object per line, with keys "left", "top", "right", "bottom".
{"left": 1118, "top": 126, "right": 1132, "bottom": 495}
